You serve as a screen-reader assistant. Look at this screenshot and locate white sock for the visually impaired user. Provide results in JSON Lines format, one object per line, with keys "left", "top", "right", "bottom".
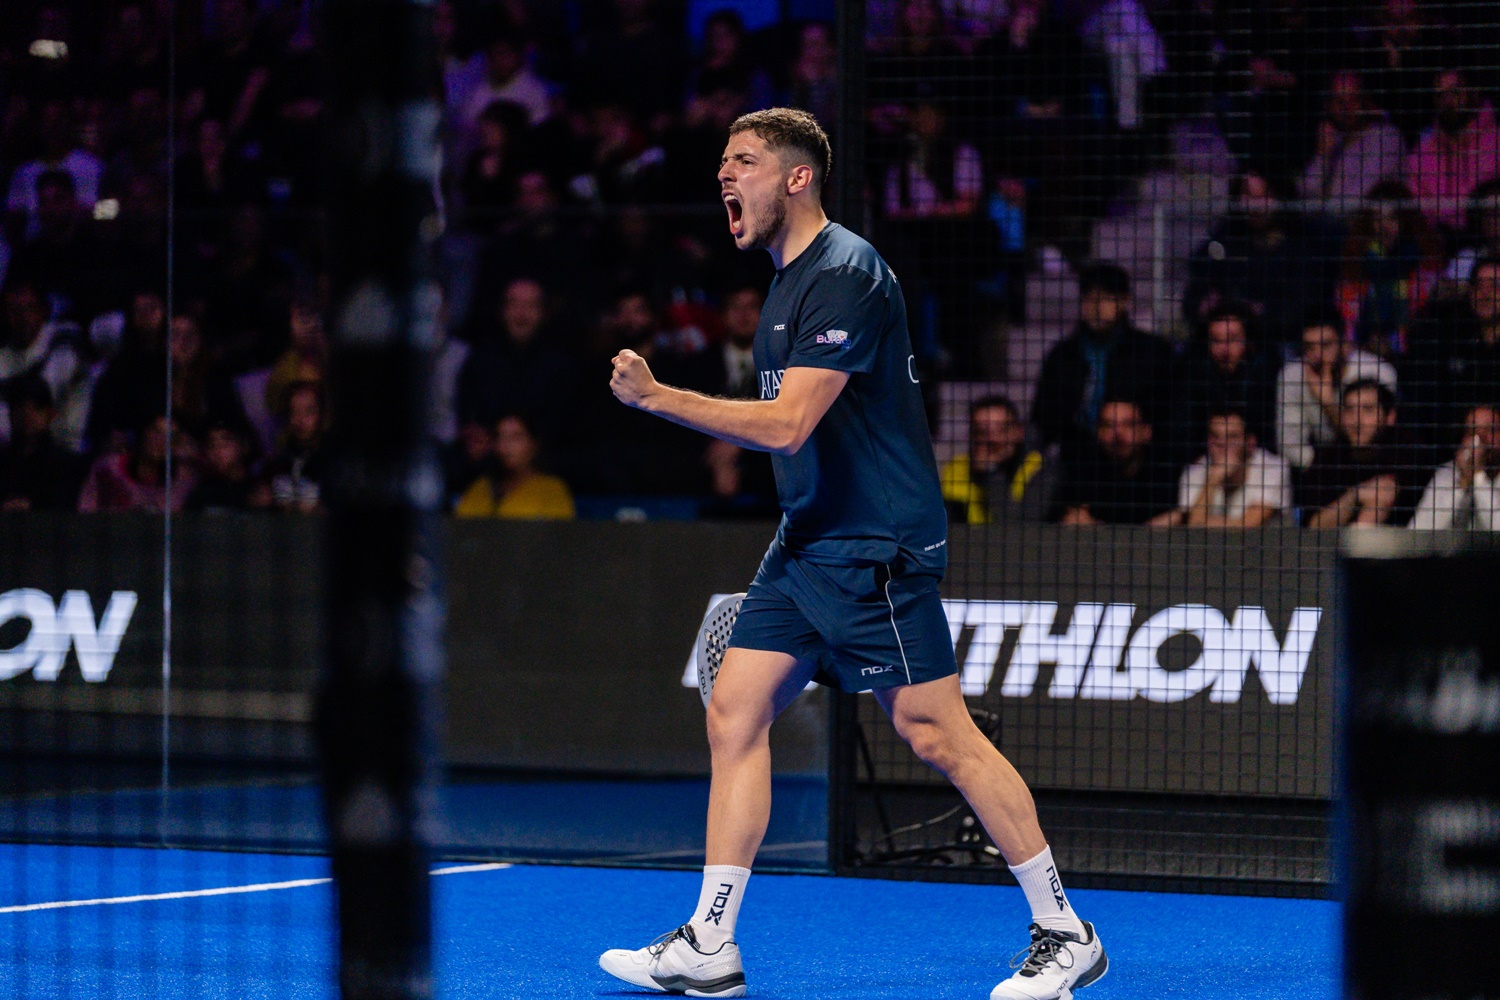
{"left": 1009, "top": 846, "right": 1085, "bottom": 936}
{"left": 688, "top": 865, "right": 750, "bottom": 950}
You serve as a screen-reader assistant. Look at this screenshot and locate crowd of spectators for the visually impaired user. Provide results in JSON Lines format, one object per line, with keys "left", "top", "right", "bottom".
{"left": 0, "top": 0, "right": 817, "bottom": 516}
{"left": 0, "top": 0, "right": 1496, "bottom": 531}
{"left": 944, "top": 261, "right": 1500, "bottom": 529}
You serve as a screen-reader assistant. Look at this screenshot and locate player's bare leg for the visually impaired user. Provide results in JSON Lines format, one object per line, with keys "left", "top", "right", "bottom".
{"left": 704, "top": 647, "right": 818, "bottom": 867}
{"left": 600, "top": 647, "right": 815, "bottom": 998}
{"left": 875, "top": 675, "right": 1045, "bottom": 862}
{"left": 877, "top": 675, "right": 1107, "bottom": 999}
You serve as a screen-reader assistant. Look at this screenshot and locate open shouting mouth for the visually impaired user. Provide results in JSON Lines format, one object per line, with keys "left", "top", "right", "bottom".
{"left": 723, "top": 191, "right": 744, "bottom": 237}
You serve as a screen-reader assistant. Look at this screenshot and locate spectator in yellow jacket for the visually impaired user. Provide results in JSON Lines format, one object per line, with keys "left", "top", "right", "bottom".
{"left": 454, "top": 413, "right": 574, "bottom": 520}
{"left": 941, "top": 395, "right": 1057, "bottom": 524}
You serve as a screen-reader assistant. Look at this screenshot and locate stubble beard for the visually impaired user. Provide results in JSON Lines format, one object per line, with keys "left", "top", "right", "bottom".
{"left": 740, "top": 188, "right": 788, "bottom": 253}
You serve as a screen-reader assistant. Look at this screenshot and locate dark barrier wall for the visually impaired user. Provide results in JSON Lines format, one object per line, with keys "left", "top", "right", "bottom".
{"left": 445, "top": 520, "right": 828, "bottom": 776}
{"left": 1, "top": 517, "right": 1333, "bottom": 793}
{"left": 0, "top": 514, "right": 825, "bottom": 776}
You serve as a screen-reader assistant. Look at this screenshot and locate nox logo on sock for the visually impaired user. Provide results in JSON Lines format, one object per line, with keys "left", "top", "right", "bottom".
{"left": 705, "top": 883, "right": 734, "bottom": 924}
{"left": 1047, "top": 867, "right": 1066, "bottom": 910}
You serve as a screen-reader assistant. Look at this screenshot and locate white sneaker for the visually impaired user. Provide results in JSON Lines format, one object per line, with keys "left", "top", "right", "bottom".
{"left": 599, "top": 924, "right": 747, "bottom": 997}
{"left": 990, "top": 921, "right": 1107, "bottom": 1000}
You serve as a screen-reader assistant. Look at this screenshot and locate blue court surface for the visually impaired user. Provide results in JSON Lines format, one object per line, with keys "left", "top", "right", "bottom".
{"left": 0, "top": 843, "right": 1338, "bottom": 999}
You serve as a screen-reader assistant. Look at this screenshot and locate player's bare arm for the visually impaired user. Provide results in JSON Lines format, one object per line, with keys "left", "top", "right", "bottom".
{"left": 609, "top": 348, "right": 847, "bottom": 456}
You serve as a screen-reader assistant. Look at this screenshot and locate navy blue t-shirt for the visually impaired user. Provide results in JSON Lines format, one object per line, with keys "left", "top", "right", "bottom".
{"left": 753, "top": 223, "right": 947, "bottom": 570}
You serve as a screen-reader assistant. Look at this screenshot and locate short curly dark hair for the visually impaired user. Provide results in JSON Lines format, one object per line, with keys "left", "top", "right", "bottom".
{"left": 728, "top": 107, "right": 832, "bottom": 193}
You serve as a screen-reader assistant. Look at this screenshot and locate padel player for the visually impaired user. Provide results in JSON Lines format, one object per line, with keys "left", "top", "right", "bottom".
{"left": 601, "top": 108, "right": 1106, "bottom": 1000}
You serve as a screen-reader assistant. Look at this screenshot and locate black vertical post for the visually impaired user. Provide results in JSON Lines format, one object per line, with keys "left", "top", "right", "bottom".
{"left": 1340, "top": 534, "right": 1500, "bottom": 999}
{"left": 320, "top": 3, "right": 444, "bottom": 997}
{"left": 827, "top": 0, "right": 867, "bottom": 876}
{"left": 832, "top": 0, "right": 867, "bottom": 234}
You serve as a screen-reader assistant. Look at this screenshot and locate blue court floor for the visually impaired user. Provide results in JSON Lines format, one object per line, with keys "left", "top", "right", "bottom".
{"left": 0, "top": 844, "right": 1338, "bottom": 1000}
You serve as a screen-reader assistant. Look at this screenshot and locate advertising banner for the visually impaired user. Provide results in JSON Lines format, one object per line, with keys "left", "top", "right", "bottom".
{"left": 1, "top": 517, "right": 1334, "bottom": 794}
{"left": 900, "top": 526, "right": 1335, "bottom": 798}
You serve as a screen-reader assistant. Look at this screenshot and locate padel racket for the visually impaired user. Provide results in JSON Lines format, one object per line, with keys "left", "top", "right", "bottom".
{"left": 696, "top": 592, "right": 745, "bottom": 707}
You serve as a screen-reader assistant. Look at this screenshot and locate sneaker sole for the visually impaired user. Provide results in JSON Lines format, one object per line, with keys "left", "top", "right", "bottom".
{"left": 1074, "top": 949, "right": 1108, "bottom": 991}
{"left": 653, "top": 971, "right": 748, "bottom": 997}
{"left": 598, "top": 955, "right": 664, "bottom": 992}
{"left": 989, "top": 947, "right": 1108, "bottom": 1000}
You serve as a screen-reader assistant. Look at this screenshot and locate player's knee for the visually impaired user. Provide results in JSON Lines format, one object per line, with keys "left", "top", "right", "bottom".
{"left": 897, "top": 718, "right": 958, "bottom": 775}
{"left": 705, "top": 697, "right": 768, "bottom": 759}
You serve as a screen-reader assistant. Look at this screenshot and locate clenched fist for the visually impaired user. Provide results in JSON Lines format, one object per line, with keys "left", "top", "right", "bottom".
{"left": 610, "top": 349, "right": 659, "bottom": 409}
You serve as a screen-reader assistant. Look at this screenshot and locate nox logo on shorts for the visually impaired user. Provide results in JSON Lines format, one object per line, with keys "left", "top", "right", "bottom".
{"left": 758, "top": 369, "right": 785, "bottom": 400}
{"left": 940, "top": 600, "right": 1323, "bottom": 705}
{"left": 861, "top": 665, "right": 895, "bottom": 676}
{"left": 0, "top": 589, "right": 139, "bottom": 683}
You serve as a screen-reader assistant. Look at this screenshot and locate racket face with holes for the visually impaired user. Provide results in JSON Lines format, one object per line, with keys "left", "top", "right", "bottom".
{"left": 696, "top": 592, "right": 746, "bottom": 707}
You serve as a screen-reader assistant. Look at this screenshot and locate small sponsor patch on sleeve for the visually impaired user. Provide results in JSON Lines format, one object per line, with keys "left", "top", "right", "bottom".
{"left": 815, "top": 329, "right": 851, "bottom": 349}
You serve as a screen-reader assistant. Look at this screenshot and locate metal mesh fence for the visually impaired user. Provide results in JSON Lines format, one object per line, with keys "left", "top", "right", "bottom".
{"left": 5, "top": 4, "right": 1500, "bottom": 993}
{"left": 832, "top": 0, "right": 1500, "bottom": 898}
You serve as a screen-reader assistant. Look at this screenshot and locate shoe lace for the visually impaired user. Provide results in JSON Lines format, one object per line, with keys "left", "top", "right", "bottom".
{"left": 647, "top": 925, "right": 696, "bottom": 958}
{"left": 1007, "top": 927, "right": 1077, "bottom": 978}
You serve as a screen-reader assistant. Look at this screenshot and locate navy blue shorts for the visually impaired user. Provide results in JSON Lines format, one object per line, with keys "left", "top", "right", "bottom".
{"left": 727, "top": 541, "right": 959, "bottom": 693}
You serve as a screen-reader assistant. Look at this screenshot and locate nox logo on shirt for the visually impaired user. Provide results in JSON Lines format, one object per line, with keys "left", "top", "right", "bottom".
{"left": 758, "top": 369, "right": 785, "bottom": 400}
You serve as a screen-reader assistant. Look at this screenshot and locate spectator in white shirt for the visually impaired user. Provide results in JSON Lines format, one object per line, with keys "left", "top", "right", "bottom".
{"left": 1276, "top": 308, "right": 1397, "bottom": 469}
{"left": 1171, "top": 409, "right": 1292, "bottom": 527}
{"left": 1411, "top": 404, "right": 1500, "bottom": 530}
{"left": 0, "top": 276, "right": 86, "bottom": 451}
